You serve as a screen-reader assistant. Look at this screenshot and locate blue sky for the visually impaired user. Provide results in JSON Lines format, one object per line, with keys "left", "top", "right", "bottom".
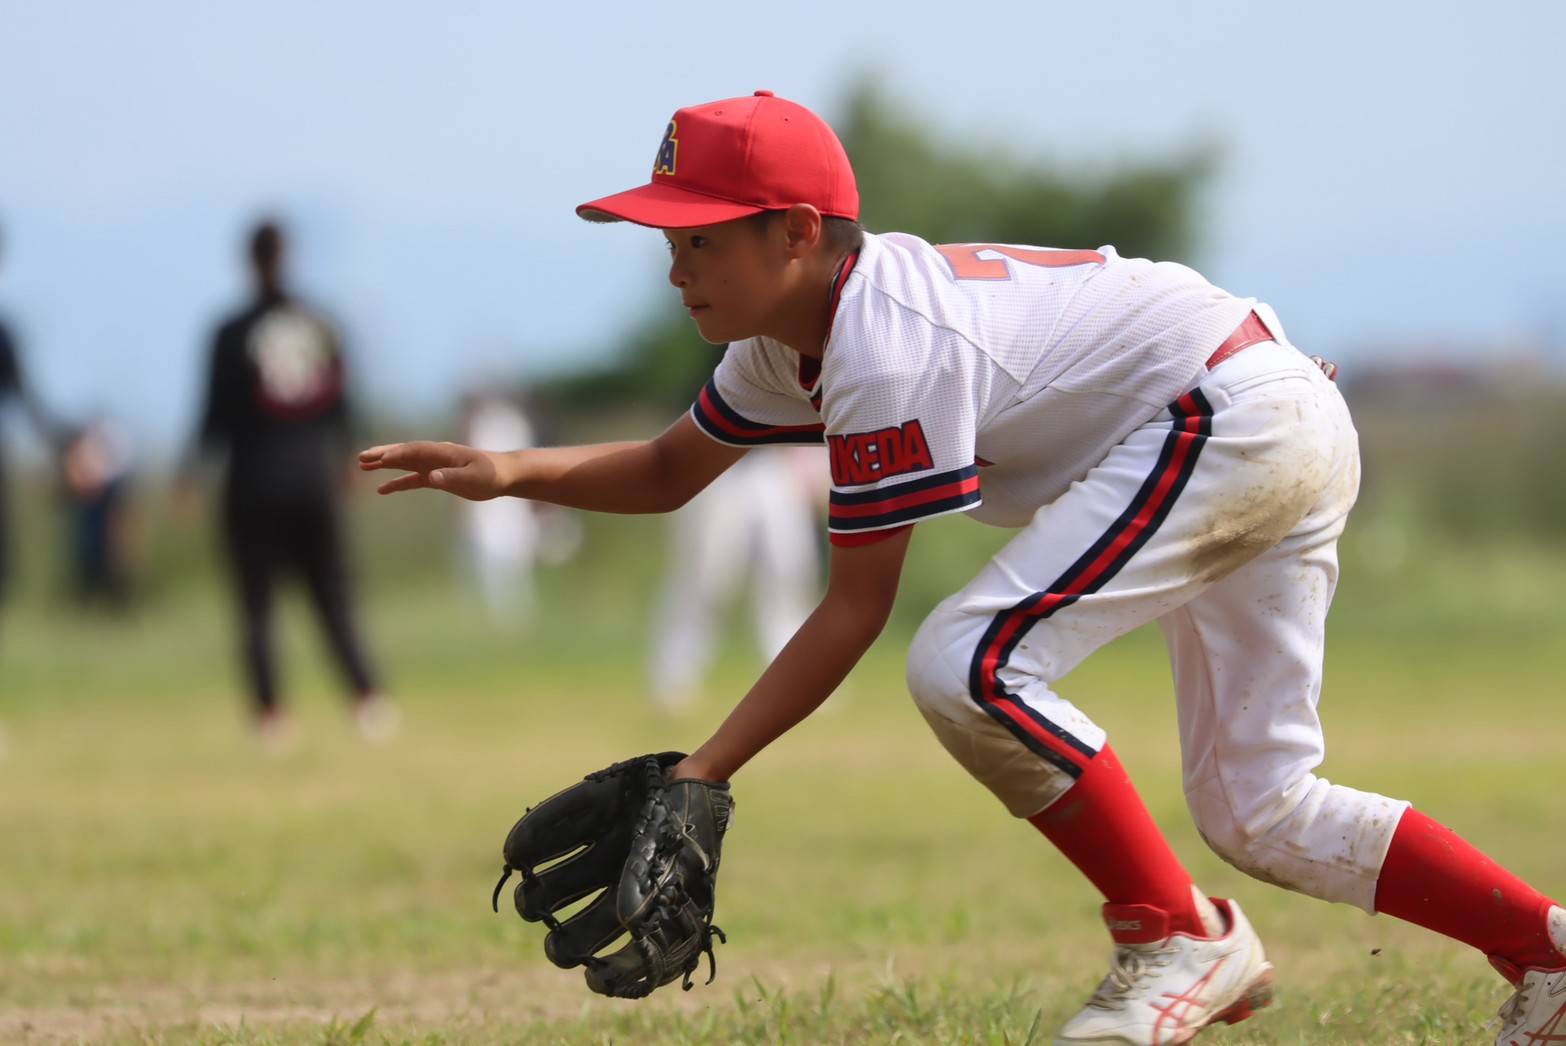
{"left": 1, "top": 0, "right": 1562, "bottom": 460}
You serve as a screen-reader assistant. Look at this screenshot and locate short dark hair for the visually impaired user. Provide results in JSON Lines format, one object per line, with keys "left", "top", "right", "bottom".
{"left": 745, "top": 209, "right": 865, "bottom": 255}
{"left": 821, "top": 216, "right": 866, "bottom": 255}
{"left": 249, "top": 220, "right": 284, "bottom": 269}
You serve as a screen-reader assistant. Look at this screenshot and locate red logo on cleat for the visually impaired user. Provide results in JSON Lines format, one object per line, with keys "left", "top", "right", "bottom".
{"left": 1150, "top": 959, "right": 1224, "bottom": 1035}
{"left": 1513, "top": 997, "right": 1566, "bottom": 1044}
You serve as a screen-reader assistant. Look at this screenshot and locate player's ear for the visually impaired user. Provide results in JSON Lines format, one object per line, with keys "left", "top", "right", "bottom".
{"left": 780, "top": 204, "right": 823, "bottom": 257}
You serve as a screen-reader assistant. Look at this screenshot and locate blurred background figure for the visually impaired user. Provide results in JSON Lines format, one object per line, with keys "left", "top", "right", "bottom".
{"left": 0, "top": 219, "right": 62, "bottom": 763}
{"left": 59, "top": 412, "right": 138, "bottom": 611}
{"left": 0, "top": 222, "right": 64, "bottom": 622}
{"left": 648, "top": 445, "right": 827, "bottom": 712}
{"left": 456, "top": 384, "right": 542, "bottom": 627}
{"left": 181, "top": 218, "right": 394, "bottom": 751}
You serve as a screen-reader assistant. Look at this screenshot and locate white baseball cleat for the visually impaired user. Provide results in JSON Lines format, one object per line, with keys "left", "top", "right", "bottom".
{"left": 1490, "top": 963, "right": 1566, "bottom": 1045}
{"left": 1054, "top": 897, "right": 1273, "bottom": 1045}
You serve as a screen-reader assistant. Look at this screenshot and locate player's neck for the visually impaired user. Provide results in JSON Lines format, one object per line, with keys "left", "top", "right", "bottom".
{"left": 763, "top": 250, "right": 850, "bottom": 360}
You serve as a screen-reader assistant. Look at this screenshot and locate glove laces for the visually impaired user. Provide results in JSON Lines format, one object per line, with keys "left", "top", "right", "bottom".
{"left": 675, "top": 818, "right": 715, "bottom": 873}
{"left": 490, "top": 865, "right": 513, "bottom": 914}
{"left": 490, "top": 861, "right": 564, "bottom": 931}
{"left": 685, "top": 924, "right": 727, "bottom": 990}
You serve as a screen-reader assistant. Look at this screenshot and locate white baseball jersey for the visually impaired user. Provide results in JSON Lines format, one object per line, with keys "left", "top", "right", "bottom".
{"left": 691, "top": 232, "right": 1256, "bottom": 541}
{"left": 690, "top": 229, "right": 1410, "bottom": 913}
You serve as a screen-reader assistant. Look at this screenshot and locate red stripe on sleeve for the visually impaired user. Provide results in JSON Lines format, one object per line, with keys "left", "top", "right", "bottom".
{"left": 829, "top": 474, "right": 981, "bottom": 520}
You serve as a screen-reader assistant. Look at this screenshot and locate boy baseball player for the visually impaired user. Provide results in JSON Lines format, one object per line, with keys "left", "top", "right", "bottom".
{"left": 360, "top": 91, "right": 1565, "bottom": 1044}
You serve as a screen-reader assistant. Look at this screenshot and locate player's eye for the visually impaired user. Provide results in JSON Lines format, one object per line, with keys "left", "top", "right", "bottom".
{"left": 665, "top": 234, "right": 708, "bottom": 255}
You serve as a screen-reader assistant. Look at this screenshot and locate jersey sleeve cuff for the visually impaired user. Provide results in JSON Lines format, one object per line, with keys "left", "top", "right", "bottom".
{"left": 691, "top": 379, "right": 825, "bottom": 447}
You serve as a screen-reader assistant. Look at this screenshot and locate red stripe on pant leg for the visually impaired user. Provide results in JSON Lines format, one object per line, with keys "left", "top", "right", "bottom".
{"left": 975, "top": 593, "right": 1071, "bottom": 704}
{"left": 1076, "top": 429, "right": 1200, "bottom": 582}
{"left": 967, "top": 396, "right": 1214, "bottom": 786}
{"left": 987, "top": 698, "right": 1098, "bottom": 773}
{"left": 974, "top": 428, "right": 1201, "bottom": 707}
{"left": 1036, "top": 427, "right": 1200, "bottom": 617}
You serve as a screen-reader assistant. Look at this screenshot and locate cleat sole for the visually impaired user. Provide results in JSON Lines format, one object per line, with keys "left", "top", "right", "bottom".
{"left": 1214, "top": 965, "right": 1275, "bottom": 1027}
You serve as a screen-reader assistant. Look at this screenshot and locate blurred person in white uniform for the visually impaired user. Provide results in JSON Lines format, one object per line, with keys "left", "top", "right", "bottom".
{"left": 648, "top": 445, "right": 826, "bottom": 710}
{"left": 458, "top": 387, "right": 544, "bottom": 627}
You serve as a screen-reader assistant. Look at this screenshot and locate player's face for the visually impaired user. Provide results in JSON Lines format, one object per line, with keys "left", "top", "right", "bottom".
{"left": 663, "top": 217, "right": 789, "bottom": 345}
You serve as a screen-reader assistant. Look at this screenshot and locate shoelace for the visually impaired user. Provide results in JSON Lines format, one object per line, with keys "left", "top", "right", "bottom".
{"left": 1088, "top": 944, "right": 1178, "bottom": 1008}
{"left": 1486, "top": 979, "right": 1533, "bottom": 1035}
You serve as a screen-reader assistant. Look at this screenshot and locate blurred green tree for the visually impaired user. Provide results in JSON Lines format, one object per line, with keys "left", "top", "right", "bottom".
{"left": 541, "top": 79, "right": 1218, "bottom": 417}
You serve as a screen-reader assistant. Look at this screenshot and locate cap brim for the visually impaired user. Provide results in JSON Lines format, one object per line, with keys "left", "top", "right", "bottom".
{"left": 576, "top": 181, "right": 765, "bottom": 228}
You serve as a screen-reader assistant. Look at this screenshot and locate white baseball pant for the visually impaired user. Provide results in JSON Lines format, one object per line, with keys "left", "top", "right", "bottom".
{"left": 905, "top": 337, "right": 1408, "bottom": 913}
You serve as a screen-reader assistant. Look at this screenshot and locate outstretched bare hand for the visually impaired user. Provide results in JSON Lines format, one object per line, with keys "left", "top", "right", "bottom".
{"left": 358, "top": 441, "right": 505, "bottom": 500}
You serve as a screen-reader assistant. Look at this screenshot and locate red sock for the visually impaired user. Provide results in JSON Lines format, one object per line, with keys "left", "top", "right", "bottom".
{"left": 1027, "top": 745, "right": 1208, "bottom": 937}
{"left": 1375, "top": 807, "right": 1563, "bottom": 970}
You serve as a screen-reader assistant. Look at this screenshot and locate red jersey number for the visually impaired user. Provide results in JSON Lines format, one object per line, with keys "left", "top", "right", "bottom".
{"left": 935, "top": 244, "right": 1106, "bottom": 281}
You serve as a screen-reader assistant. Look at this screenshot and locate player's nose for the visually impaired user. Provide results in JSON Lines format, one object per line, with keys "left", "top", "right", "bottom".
{"left": 666, "top": 254, "right": 692, "bottom": 288}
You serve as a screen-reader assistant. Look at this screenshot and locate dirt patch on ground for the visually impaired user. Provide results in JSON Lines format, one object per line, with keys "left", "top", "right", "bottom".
{"left": 0, "top": 955, "right": 930, "bottom": 1044}
{"left": 2, "top": 969, "right": 539, "bottom": 1044}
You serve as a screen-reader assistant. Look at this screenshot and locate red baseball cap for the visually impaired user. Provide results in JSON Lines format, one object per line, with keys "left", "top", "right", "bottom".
{"left": 577, "top": 90, "right": 860, "bottom": 228}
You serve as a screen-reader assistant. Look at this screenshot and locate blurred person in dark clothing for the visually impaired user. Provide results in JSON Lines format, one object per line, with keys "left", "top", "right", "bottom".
{"left": 0, "top": 222, "right": 63, "bottom": 614}
{"left": 183, "top": 218, "right": 394, "bottom": 751}
{"left": 60, "top": 413, "right": 137, "bottom": 610}
{"left": 0, "top": 219, "right": 62, "bottom": 763}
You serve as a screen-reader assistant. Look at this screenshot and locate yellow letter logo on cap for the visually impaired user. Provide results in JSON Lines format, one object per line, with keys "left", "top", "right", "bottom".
{"left": 653, "top": 121, "right": 678, "bottom": 177}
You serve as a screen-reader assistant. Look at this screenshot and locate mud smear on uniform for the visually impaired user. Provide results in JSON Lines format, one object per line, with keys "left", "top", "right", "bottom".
{"left": 1190, "top": 472, "right": 1318, "bottom": 586}
{"left": 916, "top": 702, "right": 1076, "bottom": 818}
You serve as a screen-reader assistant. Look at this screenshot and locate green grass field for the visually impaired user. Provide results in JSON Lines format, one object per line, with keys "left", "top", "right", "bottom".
{"left": 1, "top": 492, "right": 1563, "bottom": 1045}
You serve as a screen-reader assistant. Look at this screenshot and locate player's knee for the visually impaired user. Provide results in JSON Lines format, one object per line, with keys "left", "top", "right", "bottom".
{"left": 905, "top": 601, "right": 991, "bottom": 758}
{"left": 1189, "top": 806, "right": 1261, "bottom": 876}
{"left": 905, "top": 600, "right": 974, "bottom": 716}
{"left": 1187, "top": 772, "right": 1317, "bottom": 881}
{"left": 906, "top": 600, "right": 1103, "bottom": 819}
{"left": 1188, "top": 782, "right": 1326, "bottom": 900}
{"left": 1189, "top": 774, "right": 1402, "bottom": 910}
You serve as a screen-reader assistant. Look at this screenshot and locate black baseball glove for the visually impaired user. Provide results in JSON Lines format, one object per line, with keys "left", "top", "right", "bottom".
{"left": 491, "top": 752, "right": 736, "bottom": 999}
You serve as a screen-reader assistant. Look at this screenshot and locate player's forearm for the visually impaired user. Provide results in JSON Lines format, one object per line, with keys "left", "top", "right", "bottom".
{"left": 676, "top": 584, "right": 894, "bottom": 782}
{"left": 497, "top": 440, "right": 690, "bottom": 513}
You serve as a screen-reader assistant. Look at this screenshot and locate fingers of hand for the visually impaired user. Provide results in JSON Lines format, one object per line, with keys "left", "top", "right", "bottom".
{"left": 358, "top": 443, "right": 411, "bottom": 471}
{"left": 360, "top": 440, "right": 450, "bottom": 464}
{"left": 358, "top": 444, "right": 390, "bottom": 464}
{"left": 358, "top": 442, "right": 462, "bottom": 491}
{"left": 374, "top": 471, "right": 432, "bottom": 496}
